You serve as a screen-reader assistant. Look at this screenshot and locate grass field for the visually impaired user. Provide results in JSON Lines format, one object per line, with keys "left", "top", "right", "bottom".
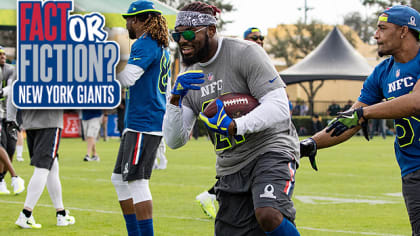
{"left": 0, "top": 135, "right": 411, "bottom": 235}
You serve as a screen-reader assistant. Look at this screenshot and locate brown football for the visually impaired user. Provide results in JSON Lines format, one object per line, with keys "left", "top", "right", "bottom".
{"left": 203, "top": 93, "right": 259, "bottom": 118}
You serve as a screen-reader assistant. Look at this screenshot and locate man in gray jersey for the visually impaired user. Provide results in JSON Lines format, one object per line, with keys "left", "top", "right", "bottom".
{"left": 0, "top": 46, "right": 25, "bottom": 195}
{"left": 9, "top": 108, "right": 76, "bottom": 229}
{"left": 7, "top": 74, "right": 75, "bottom": 228}
{"left": 195, "top": 26, "right": 267, "bottom": 219}
{"left": 163, "top": 2, "right": 300, "bottom": 235}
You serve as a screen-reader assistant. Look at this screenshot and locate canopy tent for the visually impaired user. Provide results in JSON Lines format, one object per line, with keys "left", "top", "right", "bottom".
{"left": 0, "top": 0, "right": 178, "bottom": 29}
{"left": 280, "top": 26, "right": 373, "bottom": 85}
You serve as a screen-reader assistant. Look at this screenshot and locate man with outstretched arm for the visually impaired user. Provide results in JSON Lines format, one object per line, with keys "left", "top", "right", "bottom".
{"left": 301, "top": 5, "right": 420, "bottom": 235}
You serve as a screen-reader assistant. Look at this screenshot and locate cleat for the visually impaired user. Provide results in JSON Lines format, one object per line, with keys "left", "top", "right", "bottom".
{"left": 11, "top": 176, "right": 25, "bottom": 195}
{"left": 57, "top": 210, "right": 75, "bottom": 226}
{"left": 83, "top": 155, "right": 91, "bottom": 161}
{"left": 16, "top": 156, "right": 24, "bottom": 162}
{"left": 195, "top": 191, "right": 217, "bottom": 219}
{"left": 90, "top": 155, "right": 100, "bottom": 162}
{"left": 15, "top": 212, "right": 42, "bottom": 229}
{"left": 0, "top": 180, "right": 10, "bottom": 195}
{"left": 152, "top": 159, "right": 159, "bottom": 170}
{"left": 157, "top": 159, "right": 168, "bottom": 170}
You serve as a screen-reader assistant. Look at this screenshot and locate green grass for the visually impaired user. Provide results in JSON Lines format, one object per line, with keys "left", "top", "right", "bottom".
{"left": 0, "top": 136, "right": 411, "bottom": 235}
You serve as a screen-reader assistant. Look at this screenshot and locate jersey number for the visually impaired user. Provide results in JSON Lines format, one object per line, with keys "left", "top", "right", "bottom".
{"left": 158, "top": 52, "right": 170, "bottom": 94}
{"left": 201, "top": 100, "right": 246, "bottom": 151}
{"left": 395, "top": 116, "right": 420, "bottom": 147}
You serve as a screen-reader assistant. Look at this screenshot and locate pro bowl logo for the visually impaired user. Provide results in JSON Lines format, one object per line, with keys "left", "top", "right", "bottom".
{"left": 13, "top": 0, "right": 121, "bottom": 109}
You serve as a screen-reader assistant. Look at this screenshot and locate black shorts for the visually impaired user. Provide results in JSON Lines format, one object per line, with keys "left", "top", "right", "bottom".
{"left": 26, "top": 128, "right": 61, "bottom": 170}
{"left": 113, "top": 131, "right": 161, "bottom": 181}
{"left": 402, "top": 168, "right": 420, "bottom": 236}
{"left": 0, "top": 119, "right": 17, "bottom": 158}
{"left": 214, "top": 152, "right": 297, "bottom": 236}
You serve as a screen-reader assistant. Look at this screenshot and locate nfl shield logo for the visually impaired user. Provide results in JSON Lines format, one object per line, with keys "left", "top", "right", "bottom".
{"left": 396, "top": 69, "right": 400, "bottom": 78}
{"left": 208, "top": 73, "right": 213, "bottom": 81}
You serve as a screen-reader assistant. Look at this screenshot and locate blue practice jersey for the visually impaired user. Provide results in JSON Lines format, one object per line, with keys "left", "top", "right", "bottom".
{"left": 82, "top": 109, "right": 102, "bottom": 120}
{"left": 125, "top": 34, "right": 170, "bottom": 132}
{"left": 358, "top": 50, "right": 420, "bottom": 177}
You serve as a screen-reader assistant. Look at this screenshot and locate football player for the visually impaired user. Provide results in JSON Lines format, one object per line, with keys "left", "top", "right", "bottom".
{"left": 0, "top": 46, "right": 25, "bottom": 195}
{"left": 111, "top": 0, "right": 171, "bottom": 235}
{"left": 301, "top": 5, "right": 420, "bottom": 235}
{"left": 164, "top": 2, "right": 300, "bottom": 235}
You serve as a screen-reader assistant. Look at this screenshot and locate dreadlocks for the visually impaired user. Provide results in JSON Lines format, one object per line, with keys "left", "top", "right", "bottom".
{"left": 180, "top": 1, "right": 221, "bottom": 18}
{"left": 136, "top": 13, "right": 169, "bottom": 48}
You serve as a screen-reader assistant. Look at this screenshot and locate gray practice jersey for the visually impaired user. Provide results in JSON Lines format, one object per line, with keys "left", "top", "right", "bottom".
{"left": 21, "top": 109, "right": 63, "bottom": 130}
{"left": 182, "top": 37, "right": 299, "bottom": 176}
{"left": 0, "top": 63, "right": 15, "bottom": 119}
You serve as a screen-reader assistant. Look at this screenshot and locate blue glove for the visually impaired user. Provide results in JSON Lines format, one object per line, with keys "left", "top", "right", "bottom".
{"left": 171, "top": 70, "right": 205, "bottom": 97}
{"left": 199, "top": 99, "right": 233, "bottom": 136}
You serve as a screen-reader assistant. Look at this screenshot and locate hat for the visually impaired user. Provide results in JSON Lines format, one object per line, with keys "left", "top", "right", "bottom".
{"left": 122, "top": 0, "right": 162, "bottom": 18}
{"left": 243, "top": 27, "right": 261, "bottom": 39}
{"left": 379, "top": 5, "right": 420, "bottom": 32}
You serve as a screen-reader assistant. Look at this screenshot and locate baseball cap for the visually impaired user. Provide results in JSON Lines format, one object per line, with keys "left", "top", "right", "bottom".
{"left": 379, "top": 5, "right": 420, "bottom": 32}
{"left": 122, "top": 0, "right": 162, "bottom": 18}
{"left": 243, "top": 27, "right": 261, "bottom": 39}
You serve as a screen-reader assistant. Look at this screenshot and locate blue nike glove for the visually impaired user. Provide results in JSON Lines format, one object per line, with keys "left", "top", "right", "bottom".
{"left": 326, "top": 107, "right": 369, "bottom": 140}
{"left": 199, "top": 99, "right": 233, "bottom": 137}
{"left": 171, "top": 70, "right": 205, "bottom": 101}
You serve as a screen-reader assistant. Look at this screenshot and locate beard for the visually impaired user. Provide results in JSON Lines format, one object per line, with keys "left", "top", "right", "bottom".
{"left": 181, "top": 34, "right": 210, "bottom": 66}
{"left": 128, "top": 28, "right": 137, "bottom": 40}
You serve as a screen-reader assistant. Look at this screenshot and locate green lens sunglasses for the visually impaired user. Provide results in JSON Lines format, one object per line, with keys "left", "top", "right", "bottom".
{"left": 171, "top": 27, "right": 207, "bottom": 42}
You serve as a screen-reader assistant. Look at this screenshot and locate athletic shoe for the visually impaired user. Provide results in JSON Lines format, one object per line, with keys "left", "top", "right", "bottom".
{"left": 57, "top": 210, "right": 76, "bottom": 226}
{"left": 16, "top": 156, "right": 24, "bottom": 162}
{"left": 0, "top": 180, "right": 10, "bottom": 195}
{"left": 152, "top": 159, "right": 159, "bottom": 170}
{"left": 15, "top": 212, "right": 42, "bottom": 229}
{"left": 11, "top": 176, "right": 25, "bottom": 195}
{"left": 195, "top": 191, "right": 217, "bottom": 219}
{"left": 83, "top": 155, "right": 91, "bottom": 161}
{"left": 90, "top": 155, "right": 100, "bottom": 162}
{"left": 157, "top": 159, "right": 168, "bottom": 170}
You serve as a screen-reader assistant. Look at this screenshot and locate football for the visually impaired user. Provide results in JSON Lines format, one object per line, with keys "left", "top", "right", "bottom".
{"left": 203, "top": 93, "right": 259, "bottom": 118}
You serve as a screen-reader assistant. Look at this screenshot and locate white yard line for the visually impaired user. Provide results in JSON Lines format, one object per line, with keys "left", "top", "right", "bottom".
{"left": 0, "top": 199, "right": 407, "bottom": 235}
{"left": 299, "top": 226, "right": 407, "bottom": 236}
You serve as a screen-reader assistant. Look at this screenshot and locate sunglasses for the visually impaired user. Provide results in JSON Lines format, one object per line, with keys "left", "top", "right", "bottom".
{"left": 171, "top": 27, "right": 207, "bottom": 42}
{"left": 247, "top": 35, "right": 264, "bottom": 41}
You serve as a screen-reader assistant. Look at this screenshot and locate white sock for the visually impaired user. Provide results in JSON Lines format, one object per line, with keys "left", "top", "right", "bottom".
{"left": 24, "top": 167, "right": 49, "bottom": 210}
{"left": 46, "top": 159, "right": 64, "bottom": 209}
{"left": 16, "top": 145, "right": 23, "bottom": 157}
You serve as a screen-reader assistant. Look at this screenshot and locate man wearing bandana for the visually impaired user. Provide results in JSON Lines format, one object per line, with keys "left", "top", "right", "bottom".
{"left": 164, "top": 2, "right": 300, "bottom": 235}
{"left": 301, "top": 5, "right": 420, "bottom": 235}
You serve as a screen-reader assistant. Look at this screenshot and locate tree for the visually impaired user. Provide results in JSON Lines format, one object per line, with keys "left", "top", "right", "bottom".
{"left": 345, "top": 0, "right": 420, "bottom": 43}
{"left": 267, "top": 22, "right": 356, "bottom": 115}
{"left": 344, "top": 12, "right": 377, "bottom": 44}
{"left": 159, "top": 0, "right": 234, "bottom": 31}
{"left": 267, "top": 21, "right": 355, "bottom": 67}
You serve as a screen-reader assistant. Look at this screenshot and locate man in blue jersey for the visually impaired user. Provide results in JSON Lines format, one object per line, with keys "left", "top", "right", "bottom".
{"left": 110, "top": 1, "right": 170, "bottom": 235}
{"left": 300, "top": 5, "right": 420, "bottom": 235}
{"left": 244, "top": 27, "right": 264, "bottom": 47}
{"left": 81, "top": 109, "right": 103, "bottom": 162}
